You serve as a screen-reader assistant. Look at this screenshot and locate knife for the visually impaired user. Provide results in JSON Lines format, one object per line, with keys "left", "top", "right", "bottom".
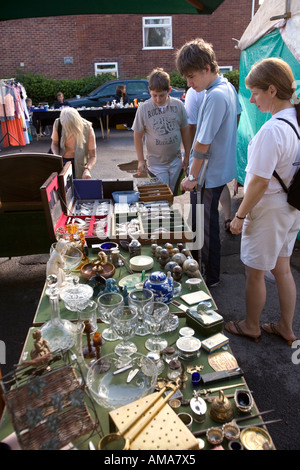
{"left": 127, "top": 368, "right": 139, "bottom": 383}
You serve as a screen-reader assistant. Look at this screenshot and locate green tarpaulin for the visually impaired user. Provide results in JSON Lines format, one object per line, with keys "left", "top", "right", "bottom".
{"left": 0, "top": 0, "right": 225, "bottom": 21}
{"left": 236, "top": 28, "right": 300, "bottom": 185}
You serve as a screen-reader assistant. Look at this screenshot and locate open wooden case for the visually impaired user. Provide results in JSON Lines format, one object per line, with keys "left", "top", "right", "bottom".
{"left": 40, "top": 163, "right": 112, "bottom": 246}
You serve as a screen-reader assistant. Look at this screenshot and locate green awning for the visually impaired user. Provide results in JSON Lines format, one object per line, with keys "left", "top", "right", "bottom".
{"left": 1, "top": 0, "right": 225, "bottom": 21}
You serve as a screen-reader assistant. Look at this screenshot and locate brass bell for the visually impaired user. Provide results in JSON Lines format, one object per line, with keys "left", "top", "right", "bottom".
{"left": 209, "top": 389, "right": 234, "bottom": 423}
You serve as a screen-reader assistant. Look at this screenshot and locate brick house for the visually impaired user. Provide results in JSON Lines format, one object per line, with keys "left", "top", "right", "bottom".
{"left": 0, "top": 0, "right": 260, "bottom": 80}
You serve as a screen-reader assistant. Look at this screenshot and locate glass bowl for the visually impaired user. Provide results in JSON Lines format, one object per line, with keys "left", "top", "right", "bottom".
{"left": 86, "top": 353, "right": 158, "bottom": 410}
{"left": 60, "top": 277, "right": 94, "bottom": 311}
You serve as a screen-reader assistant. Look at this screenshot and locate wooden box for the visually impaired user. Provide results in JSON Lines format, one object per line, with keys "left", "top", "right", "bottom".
{"left": 40, "top": 170, "right": 111, "bottom": 246}
{"left": 137, "top": 184, "right": 174, "bottom": 204}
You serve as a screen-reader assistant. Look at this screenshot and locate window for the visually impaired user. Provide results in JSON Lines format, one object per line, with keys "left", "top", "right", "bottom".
{"left": 126, "top": 81, "right": 149, "bottom": 95}
{"left": 219, "top": 66, "right": 233, "bottom": 75}
{"left": 143, "top": 17, "right": 172, "bottom": 50}
{"left": 94, "top": 62, "right": 119, "bottom": 77}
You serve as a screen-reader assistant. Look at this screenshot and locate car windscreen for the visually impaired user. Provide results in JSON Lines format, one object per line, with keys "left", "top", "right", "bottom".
{"left": 126, "top": 82, "right": 149, "bottom": 95}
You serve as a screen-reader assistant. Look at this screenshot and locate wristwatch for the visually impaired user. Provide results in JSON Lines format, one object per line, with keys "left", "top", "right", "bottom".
{"left": 188, "top": 174, "right": 197, "bottom": 182}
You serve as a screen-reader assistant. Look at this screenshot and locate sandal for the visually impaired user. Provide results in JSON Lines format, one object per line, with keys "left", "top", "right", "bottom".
{"left": 224, "top": 219, "right": 232, "bottom": 233}
{"left": 262, "top": 323, "right": 297, "bottom": 347}
{"left": 225, "top": 320, "right": 261, "bottom": 343}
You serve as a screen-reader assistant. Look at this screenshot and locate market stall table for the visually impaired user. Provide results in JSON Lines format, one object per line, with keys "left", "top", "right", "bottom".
{"left": 0, "top": 246, "right": 277, "bottom": 451}
{"left": 32, "top": 108, "right": 105, "bottom": 139}
{"left": 102, "top": 107, "right": 137, "bottom": 137}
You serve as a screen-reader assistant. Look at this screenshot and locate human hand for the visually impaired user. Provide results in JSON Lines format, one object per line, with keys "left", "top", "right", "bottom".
{"left": 181, "top": 176, "right": 197, "bottom": 192}
{"left": 137, "top": 160, "right": 147, "bottom": 175}
{"left": 82, "top": 168, "right": 92, "bottom": 179}
{"left": 230, "top": 216, "right": 244, "bottom": 234}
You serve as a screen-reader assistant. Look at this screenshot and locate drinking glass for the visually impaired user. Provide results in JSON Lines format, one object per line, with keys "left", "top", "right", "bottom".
{"left": 50, "top": 242, "right": 83, "bottom": 283}
{"left": 111, "top": 306, "right": 138, "bottom": 356}
{"left": 128, "top": 288, "right": 153, "bottom": 336}
{"left": 77, "top": 300, "right": 98, "bottom": 333}
{"left": 63, "top": 245, "right": 83, "bottom": 281}
{"left": 143, "top": 301, "right": 169, "bottom": 352}
{"left": 97, "top": 292, "right": 124, "bottom": 341}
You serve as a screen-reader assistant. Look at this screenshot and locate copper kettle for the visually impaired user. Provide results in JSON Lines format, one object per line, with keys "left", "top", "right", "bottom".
{"left": 209, "top": 390, "right": 234, "bottom": 423}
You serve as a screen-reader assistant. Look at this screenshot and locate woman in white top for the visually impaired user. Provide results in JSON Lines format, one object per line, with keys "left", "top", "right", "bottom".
{"left": 225, "top": 58, "right": 300, "bottom": 345}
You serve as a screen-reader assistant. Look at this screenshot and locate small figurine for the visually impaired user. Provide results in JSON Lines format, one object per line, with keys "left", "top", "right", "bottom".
{"left": 122, "top": 285, "right": 129, "bottom": 305}
{"left": 104, "top": 278, "right": 120, "bottom": 293}
{"left": 46, "top": 240, "right": 68, "bottom": 287}
{"left": 30, "top": 329, "right": 52, "bottom": 360}
{"left": 92, "top": 251, "right": 108, "bottom": 274}
{"left": 22, "top": 329, "right": 52, "bottom": 368}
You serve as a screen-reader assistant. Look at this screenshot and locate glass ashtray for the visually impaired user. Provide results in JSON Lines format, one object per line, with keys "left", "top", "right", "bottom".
{"left": 87, "top": 353, "right": 158, "bottom": 410}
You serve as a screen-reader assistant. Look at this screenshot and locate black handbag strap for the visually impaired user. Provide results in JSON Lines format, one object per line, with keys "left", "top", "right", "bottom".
{"left": 57, "top": 118, "right": 62, "bottom": 146}
{"left": 272, "top": 118, "right": 300, "bottom": 192}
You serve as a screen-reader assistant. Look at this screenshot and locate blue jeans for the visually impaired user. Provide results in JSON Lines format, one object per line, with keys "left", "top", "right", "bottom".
{"left": 190, "top": 184, "right": 225, "bottom": 286}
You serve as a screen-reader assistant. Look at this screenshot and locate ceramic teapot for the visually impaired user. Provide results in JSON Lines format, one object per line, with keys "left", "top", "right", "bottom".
{"left": 143, "top": 271, "right": 173, "bottom": 304}
{"left": 209, "top": 390, "right": 234, "bottom": 423}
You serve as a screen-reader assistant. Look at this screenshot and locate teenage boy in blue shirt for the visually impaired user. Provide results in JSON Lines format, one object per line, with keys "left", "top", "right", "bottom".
{"left": 176, "top": 38, "right": 241, "bottom": 287}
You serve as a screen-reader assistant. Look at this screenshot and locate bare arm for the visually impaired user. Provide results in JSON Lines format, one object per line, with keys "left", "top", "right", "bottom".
{"left": 134, "top": 131, "right": 147, "bottom": 175}
{"left": 180, "top": 125, "right": 192, "bottom": 173}
{"left": 51, "top": 141, "right": 60, "bottom": 155}
{"left": 82, "top": 148, "right": 97, "bottom": 179}
{"left": 230, "top": 174, "right": 270, "bottom": 234}
{"left": 181, "top": 141, "right": 210, "bottom": 191}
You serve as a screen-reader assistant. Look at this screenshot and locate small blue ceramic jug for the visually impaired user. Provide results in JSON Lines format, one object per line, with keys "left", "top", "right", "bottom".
{"left": 143, "top": 271, "right": 173, "bottom": 304}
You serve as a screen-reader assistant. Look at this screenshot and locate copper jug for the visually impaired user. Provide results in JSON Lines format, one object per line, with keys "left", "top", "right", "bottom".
{"left": 209, "top": 390, "right": 234, "bottom": 423}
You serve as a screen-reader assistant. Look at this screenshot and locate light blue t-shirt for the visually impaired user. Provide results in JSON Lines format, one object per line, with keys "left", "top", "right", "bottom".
{"left": 192, "top": 76, "right": 241, "bottom": 188}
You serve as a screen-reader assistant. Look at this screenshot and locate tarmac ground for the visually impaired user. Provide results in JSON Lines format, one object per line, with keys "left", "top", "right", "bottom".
{"left": 0, "top": 128, "right": 299, "bottom": 450}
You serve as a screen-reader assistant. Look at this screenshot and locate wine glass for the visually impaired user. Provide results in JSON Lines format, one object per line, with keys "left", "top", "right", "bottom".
{"left": 97, "top": 292, "right": 124, "bottom": 341}
{"left": 111, "top": 306, "right": 138, "bottom": 357}
{"left": 63, "top": 245, "right": 83, "bottom": 281}
{"left": 128, "top": 288, "right": 153, "bottom": 336}
{"left": 143, "top": 301, "right": 169, "bottom": 352}
{"left": 50, "top": 242, "right": 83, "bottom": 283}
{"left": 77, "top": 300, "right": 98, "bottom": 333}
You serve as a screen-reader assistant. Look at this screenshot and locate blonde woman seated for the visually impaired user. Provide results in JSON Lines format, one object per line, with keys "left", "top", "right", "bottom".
{"left": 51, "top": 107, "right": 97, "bottom": 179}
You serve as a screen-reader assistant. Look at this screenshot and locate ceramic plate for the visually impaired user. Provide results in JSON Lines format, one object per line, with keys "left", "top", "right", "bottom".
{"left": 129, "top": 255, "right": 154, "bottom": 272}
{"left": 118, "top": 273, "right": 150, "bottom": 290}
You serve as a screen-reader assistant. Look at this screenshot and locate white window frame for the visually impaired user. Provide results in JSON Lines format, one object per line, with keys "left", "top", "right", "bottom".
{"left": 219, "top": 66, "right": 233, "bottom": 75}
{"left": 94, "top": 62, "right": 119, "bottom": 77}
{"left": 142, "top": 16, "right": 173, "bottom": 50}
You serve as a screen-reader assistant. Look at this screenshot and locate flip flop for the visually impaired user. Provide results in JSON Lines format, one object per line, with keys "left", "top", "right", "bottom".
{"left": 262, "top": 323, "right": 297, "bottom": 347}
{"left": 225, "top": 320, "right": 261, "bottom": 343}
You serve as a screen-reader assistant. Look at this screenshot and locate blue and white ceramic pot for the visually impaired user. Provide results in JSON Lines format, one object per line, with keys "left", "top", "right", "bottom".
{"left": 143, "top": 271, "right": 173, "bottom": 304}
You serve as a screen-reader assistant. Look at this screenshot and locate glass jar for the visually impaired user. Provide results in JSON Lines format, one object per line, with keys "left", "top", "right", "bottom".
{"left": 163, "top": 346, "right": 178, "bottom": 364}
{"left": 167, "top": 359, "right": 182, "bottom": 381}
{"left": 128, "top": 239, "right": 141, "bottom": 258}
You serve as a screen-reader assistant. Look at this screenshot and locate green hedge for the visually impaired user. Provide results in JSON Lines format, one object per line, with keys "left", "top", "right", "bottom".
{"left": 15, "top": 71, "right": 116, "bottom": 106}
{"left": 169, "top": 69, "right": 240, "bottom": 92}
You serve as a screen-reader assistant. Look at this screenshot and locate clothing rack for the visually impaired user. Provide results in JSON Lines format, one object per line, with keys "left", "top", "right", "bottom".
{"left": 0, "top": 78, "right": 22, "bottom": 147}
